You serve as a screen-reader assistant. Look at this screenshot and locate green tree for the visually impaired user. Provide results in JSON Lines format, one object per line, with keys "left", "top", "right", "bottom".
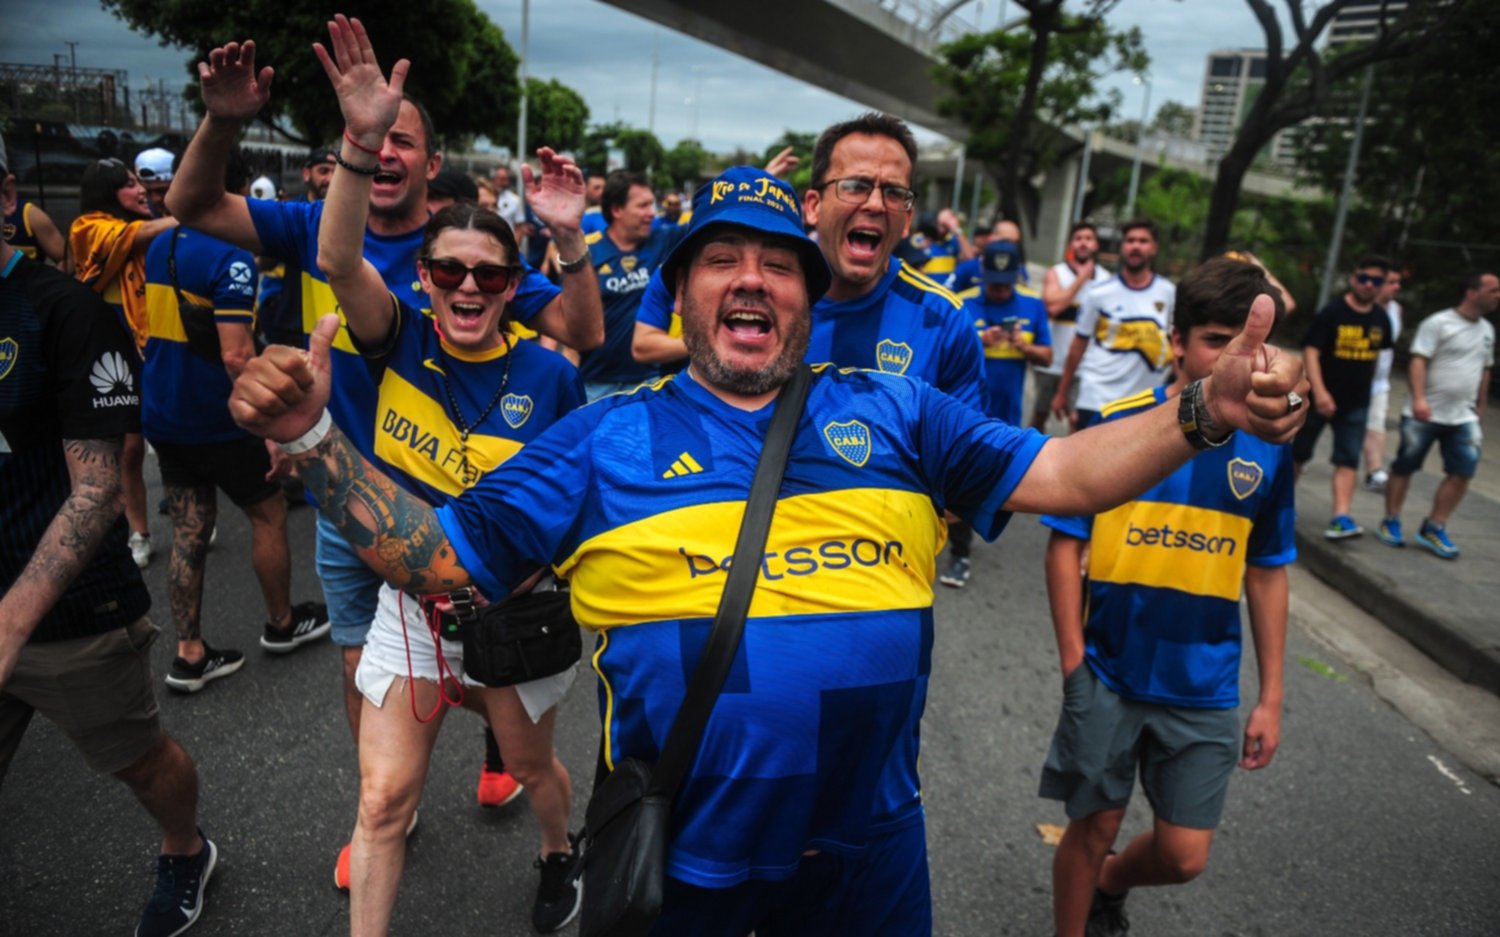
{"left": 1151, "top": 100, "right": 1195, "bottom": 137}
{"left": 520, "top": 77, "right": 589, "bottom": 154}
{"left": 613, "top": 127, "right": 665, "bottom": 172}
{"left": 659, "top": 138, "right": 710, "bottom": 192}
{"left": 759, "top": 130, "right": 817, "bottom": 194}
{"left": 1197, "top": 0, "right": 1457, "bottom": 259}
{"left": 933, "top": 0, "right": 1147, "bottom": 229}
{"left": 101, "top": 0, "right": 520, "bottom": 147}
{"left": 1292, "top": 1, "right": 1498, "bottom": 308}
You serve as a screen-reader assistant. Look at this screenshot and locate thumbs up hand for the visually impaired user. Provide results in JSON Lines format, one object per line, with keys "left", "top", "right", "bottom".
{"left": 230, "top": 314, "right": 338, "bottom": 445}
{"left": 1203, "top": 294, "right": 1310, "bottom": 445}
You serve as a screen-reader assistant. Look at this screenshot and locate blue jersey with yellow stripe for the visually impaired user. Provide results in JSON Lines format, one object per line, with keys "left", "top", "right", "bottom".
{"left": 582, "top": 224, "right": 689, "bottom": 385}
{"left": 808, "top": 257, "right": 986, "bottom": 412}
{"left": 244, "top": 198, "right": 562, "bottom": 460}
{"left": 436, "top": 365, "right": 1046, "bottom": 887}
{"left": 964, "top": 290, "right": 1050, "bottom": 426}
{"left": 140, "top": 228, "right": 258, "bottom": 443}
{"left": 918, "top": 232, "right": 961, "bottom": 277}
{"left": 353, "top": 298, "right": 583, "bottom": 504}
{"left": 1041, "top": 386, "right": 1296, "bottom": 708}
{"left": 3, "top": 202, "right": 40, "bottom": 259}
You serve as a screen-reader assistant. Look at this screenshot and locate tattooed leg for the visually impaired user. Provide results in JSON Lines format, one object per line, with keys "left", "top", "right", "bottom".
{"left": 295, "top": 425, "right": 474, "bottom": 594}
{"left": 166, "top": 484, "right": 217, "bottom": 661}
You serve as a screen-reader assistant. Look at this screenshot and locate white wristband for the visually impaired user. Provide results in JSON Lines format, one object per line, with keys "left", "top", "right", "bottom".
{"left": 277, "top": 410, "right": 333, "bottom": 455}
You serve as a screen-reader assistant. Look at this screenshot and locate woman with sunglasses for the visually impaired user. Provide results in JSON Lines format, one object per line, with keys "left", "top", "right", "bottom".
{"left": 69, "top": 157, "right": 179, "bottom": 568}
{"left": 311, "top": 18, "right": 585, "bottom": 935}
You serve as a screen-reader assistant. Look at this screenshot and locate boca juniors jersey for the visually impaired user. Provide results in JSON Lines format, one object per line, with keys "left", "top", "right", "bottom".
{"left": 582, "top": 224, "right": 689, "bottom": 385}
{"left": 1073, "top": 273, "right": 1176, "bottom": 413}
{"left": 1042, "top": 386, "right": 1296, "bottom": 708}
{"left": 436, "top": 365, "right": 1046, "bottom": 888}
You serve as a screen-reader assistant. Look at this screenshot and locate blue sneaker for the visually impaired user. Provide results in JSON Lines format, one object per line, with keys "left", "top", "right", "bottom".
{"left": 1416, "top": 521, "right": 1459, "bottom": 559}
{"left": 1376, "top": 517, "right": 1405, "bottom": 547}
{"left": 136, "top": 831, "right": 216, "bottom": 937}
{"left": 1324, "top": 514, "right": 1363, "bottom": 540}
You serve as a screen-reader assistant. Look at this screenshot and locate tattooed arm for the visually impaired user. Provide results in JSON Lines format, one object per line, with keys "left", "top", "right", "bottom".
{"left": 0, "top": 437, "right": 125, "bottom": 687}
{"left": 228, "top": 313, "right": 473, "bottom": 593}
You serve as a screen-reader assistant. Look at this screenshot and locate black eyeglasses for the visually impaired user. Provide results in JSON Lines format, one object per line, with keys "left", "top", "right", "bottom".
{"left": 821, "top": 177, "right": 916, "bottom": 212}
{"left": 422, "top": 257, "right": 521, "bottom": 294}
{"left": 1355, "top": 273, "right": 1387, "bottom": 287}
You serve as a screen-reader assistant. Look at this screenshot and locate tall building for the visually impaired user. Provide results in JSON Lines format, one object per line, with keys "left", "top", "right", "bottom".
{"left": 1193, "top": 49, "right": 1297, "bottom": 170}
{"left": 1327, "top": 1, "right": 1410, "bottom": 46}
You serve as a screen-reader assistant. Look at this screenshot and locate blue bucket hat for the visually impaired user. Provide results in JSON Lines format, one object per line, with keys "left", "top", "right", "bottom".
{"left": 660, "top": 166, "right": 831, "bottom": 303}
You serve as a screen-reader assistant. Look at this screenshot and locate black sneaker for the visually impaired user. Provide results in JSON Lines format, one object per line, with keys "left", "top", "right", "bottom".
{"left": 259, "top": 601, "right": 332, "bottom": 654}
{"left": 165, "top": 645, "right": 245, "bottom": 693}
{"left": 1086, "top": 888, "right": 1130, "bottom": 937}
{"left": 939, "top": 556, "right": 971, "bottom": 588}
{"left": 532, "top": 832, "right": 582, "bottom": 933}
{"left": 135, "top": 830, "right": 217, "bottom": 937}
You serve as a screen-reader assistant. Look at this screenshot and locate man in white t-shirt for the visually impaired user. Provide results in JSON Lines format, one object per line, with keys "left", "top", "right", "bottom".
{"left": 1363, "top": 270, "right": 1405, "bottom": 490}
{"left": 491, "top": 164, "right": 525, "bottom": 229}
{"left": 1037, "top": 221, "right": 1112, "bottom": 431}
{"left": 1051, "top": 219, "right": 1175, "bottom": 428}
{"left": 1377, "top": 272, "right": 1497, "bottom": 559}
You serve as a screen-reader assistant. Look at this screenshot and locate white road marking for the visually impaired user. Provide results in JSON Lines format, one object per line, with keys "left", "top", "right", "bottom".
{"left": 1426, "top": 754, "right": 1473, "bottom": 795}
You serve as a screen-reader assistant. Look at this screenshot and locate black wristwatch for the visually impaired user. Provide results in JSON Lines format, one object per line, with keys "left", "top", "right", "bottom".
{"left": 556, "top": 251, "right": 590, "bottom": 274}
{"left": 1178, "top": 379, "right": 1234, "bottom": 450}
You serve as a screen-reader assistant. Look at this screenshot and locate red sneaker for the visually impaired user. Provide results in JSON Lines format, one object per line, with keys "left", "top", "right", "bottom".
{"left": 477, "top": 766, "right": 524, "bottom": 808}
{"left": 334, "top": 810, "right": 418, "bottom": 892}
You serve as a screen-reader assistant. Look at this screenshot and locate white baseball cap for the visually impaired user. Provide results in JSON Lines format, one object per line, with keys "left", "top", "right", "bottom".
{"left": 249, "top": 176, "right": 278, "bottom": 200}
{"left": 134, "top": 147, "right": 175, "bottom": 182}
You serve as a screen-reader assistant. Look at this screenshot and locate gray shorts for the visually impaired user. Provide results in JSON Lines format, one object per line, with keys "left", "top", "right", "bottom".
{"left": 0, "top": 617, "right": 164, "bottom": 780}
{"left": 1038, "top": 663, "right": 1239, "bottom": 830}
{"left": 1031, "top": 370, "right": 1076, "bottom": 417}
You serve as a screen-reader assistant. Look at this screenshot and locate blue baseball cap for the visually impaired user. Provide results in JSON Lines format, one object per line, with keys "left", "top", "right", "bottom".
{"left": 660, "top": 166, "right": 831, "bottom": 302}
{"left": 982, "top": 239, "right": 1022, "bottom": 285}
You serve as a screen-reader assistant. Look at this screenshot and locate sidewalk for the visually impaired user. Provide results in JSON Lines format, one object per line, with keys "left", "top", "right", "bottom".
{"left": 1294, "top": 374, "right": 1500, "bottom": 695}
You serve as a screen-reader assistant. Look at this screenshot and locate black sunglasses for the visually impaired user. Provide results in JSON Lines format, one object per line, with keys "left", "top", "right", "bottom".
{"left": 1355, "top": 273, "right": 1386, "bottom": 287}
{"left": 422, "top": 257, "right": 520, "bottom": 294}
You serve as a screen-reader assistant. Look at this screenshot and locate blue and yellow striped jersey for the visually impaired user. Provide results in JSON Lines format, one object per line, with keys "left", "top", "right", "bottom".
{"left": 353, "top": 298, "right": 583, "bottom": 504}
{"left": 918, "top": 231, "right": 961, "bottom": 277}
{"left": 140, "top": 228, "right": 258, "bottom": 443}
{"left": 582, "top": 224, "right": 688, "bottom": 385}
{"left": 436, "top": 365, "right": 1046, "bottom": 887}
{"left": 245, "top": 198, "right": 562, "bottom": 461}
{"left": 964, "top": 290, "right": 1050, "bottom": 426}
{"left": 1041, "top": 386, "right": 1296, "bottom": 708}
{"left": 3, "top": 202, "right": 39, "bottom": 259}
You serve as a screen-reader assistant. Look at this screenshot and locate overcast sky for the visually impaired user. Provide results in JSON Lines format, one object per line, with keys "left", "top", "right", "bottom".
{"left": 3, "top": 0, "right": 1267, "bottom": 151}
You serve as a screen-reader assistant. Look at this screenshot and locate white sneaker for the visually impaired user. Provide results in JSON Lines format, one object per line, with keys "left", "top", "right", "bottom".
{"left": 129, "top": 532, "right": 153, "bottom": 569}
{"left": 1365, "top": 469, "right": 1389, "bottom": 492}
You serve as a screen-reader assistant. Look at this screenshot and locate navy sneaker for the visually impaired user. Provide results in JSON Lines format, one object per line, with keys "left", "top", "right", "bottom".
{"left": 532, "top": 832, "right": 583, "bottom": 933}
{"left": 259, "top": 601, "right": 332, "bottom": 654}
{"left": 1416, "top": 520, "right": 1459, "bottom": 559}
{"left": 939, "top": 556, "right": 971, "bottom": 588}
{"left": 135, "top": 831, "right": 216, "bottom": 937}
{"left": 165, "top": 645, "right": 244, "bottom": 693}
{"left": 1086, "top": 888, "right": 1130, "bottom": 937}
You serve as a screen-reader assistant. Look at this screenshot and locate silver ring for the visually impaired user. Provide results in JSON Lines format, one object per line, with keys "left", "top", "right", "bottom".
{"left": 1287, "top": 391, "right": 1304, "bottom": 413}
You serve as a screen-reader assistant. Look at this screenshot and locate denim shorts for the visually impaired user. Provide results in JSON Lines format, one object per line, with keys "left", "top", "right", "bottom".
{"left": 1390, "top": 417, "right": 1482, "bottom": 479}
{"left": 314, "top": 513, "right": 384, "bottom": 647}
{"left": 1292, "top": 405, "right": 1368, "bottom": 468}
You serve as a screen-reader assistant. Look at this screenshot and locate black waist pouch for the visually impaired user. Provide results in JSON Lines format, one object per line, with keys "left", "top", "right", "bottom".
{"left": 455, "top": 587, "right": 581, "bottom": 688}
{"left": 579, "top": 757, "right": 669, "bottom": 937}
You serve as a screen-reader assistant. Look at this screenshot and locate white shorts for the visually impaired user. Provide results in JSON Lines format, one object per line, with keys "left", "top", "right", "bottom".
{"left": 1367, "top": 390, "right": 1390, "bottom": 432}
{"left": 355, "top": 583, "right": 575, "bottom": 724}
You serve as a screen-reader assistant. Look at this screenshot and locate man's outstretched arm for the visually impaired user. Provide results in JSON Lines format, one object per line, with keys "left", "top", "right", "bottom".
{"left": 228, "top": 314, "right": 472, "bottom": 594}
{"left": 0, "top": 438, "right": 125, "bottom": 687}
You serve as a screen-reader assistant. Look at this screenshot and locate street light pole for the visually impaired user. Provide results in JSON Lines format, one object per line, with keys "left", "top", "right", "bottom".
{"left": 1123, "top": 73, "right": 1152, "bottom": 220}
{"left": 515, "top": 0, "right": 529, "bottom": 203}
{"left": 1317, "top": 65, "right": 1375, "bottom": 308}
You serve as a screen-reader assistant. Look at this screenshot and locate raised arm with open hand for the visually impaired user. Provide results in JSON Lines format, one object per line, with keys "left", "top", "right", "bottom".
{"left": 229, "top": 316, "right": 474, "bottom": 594}
{"left": 312, "top": 14, "right": 409, "bottom": 153}
{"left": 521, "top": 147, "right": 586, "bottom": 234}
{"left": 198, "top": 40, "right": 275, "bottom": 122}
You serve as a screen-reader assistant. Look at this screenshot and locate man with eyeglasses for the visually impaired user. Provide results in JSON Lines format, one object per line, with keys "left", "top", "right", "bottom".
{"left": 800, "top": 113, "right": 986, "bottom": 411}
{"left": 1293, "top": 255, "right": 1395, "bottom": 539}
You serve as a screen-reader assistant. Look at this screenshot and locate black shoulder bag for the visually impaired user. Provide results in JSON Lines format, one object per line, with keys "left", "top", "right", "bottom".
{"left": 578, "top": 363, "right": 812, "bottom": 937}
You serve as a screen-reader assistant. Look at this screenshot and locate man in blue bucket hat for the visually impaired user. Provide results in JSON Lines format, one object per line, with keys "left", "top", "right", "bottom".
{"left": 230, "top": 161, "right": 1310, "bottom": 934}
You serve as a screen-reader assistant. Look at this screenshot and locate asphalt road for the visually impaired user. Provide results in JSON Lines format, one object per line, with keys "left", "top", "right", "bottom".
{"left": 3, "top": 462, "right": 1498, "bottom": 936}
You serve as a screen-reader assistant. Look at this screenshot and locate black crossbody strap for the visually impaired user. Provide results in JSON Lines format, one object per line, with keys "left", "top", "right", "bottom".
{"left": 647, "top": 364, "right": 812, "bottom": 799}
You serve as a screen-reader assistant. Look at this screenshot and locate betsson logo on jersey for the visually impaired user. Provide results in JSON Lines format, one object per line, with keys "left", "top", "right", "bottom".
{"left": 90, "top": 352, "right": 139, "bottom": 408}
{"left": 1124, "top": 522, "right": 1237, "bottom": 556}
{"left": 679, "top": 538, "right": 906, "bottom": 581}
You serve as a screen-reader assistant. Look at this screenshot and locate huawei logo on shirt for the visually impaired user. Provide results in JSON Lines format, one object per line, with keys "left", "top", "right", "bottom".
{"left": 90, "top": 351, "right": 139, "bottom": 408}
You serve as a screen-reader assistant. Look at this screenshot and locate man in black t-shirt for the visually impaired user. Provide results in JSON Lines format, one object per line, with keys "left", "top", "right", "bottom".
{"left": 1293, "top": 255, "right": 1394, "bottom": 540}
{"left": 0, "top": 144, "right": 217, "bottom": 937}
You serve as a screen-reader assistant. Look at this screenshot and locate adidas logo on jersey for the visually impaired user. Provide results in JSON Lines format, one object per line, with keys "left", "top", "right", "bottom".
{"left": 662, "top": 452, "right": 704, "bottom": 479}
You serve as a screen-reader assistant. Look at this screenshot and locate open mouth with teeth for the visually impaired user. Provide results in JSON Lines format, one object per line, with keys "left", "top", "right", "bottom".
{"left": 448, "top": 301, "right": 487, "bottom": 327}
{"left": 722, "top": 309, "right": 773, "bottom": 340}
{"left": 845, "top": 227, "right": 884, "bottom": 262}
{"left": 372, "top": 170, "right": 403, "bottom": 188}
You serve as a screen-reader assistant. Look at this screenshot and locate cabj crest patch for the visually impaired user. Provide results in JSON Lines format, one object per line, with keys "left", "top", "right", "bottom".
{"left": 875, "top": 339, "right": 913, "bottom": 375}
{"left": 501, "top": 394, "right": 533, "bottom": 429}
{"left": 0, "top": 337, "right": 17, "bottom": 382}
{"left": 1227, "top": 458, "right": 1263, "bottom": 500}
{"left": 824, "top": 420, "right": 872, "bottom": 467}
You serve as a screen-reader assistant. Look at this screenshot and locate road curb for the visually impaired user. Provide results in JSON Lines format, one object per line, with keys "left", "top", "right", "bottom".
{"left": 1295, "top": 531, "right": 1500, "bottom": 696}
